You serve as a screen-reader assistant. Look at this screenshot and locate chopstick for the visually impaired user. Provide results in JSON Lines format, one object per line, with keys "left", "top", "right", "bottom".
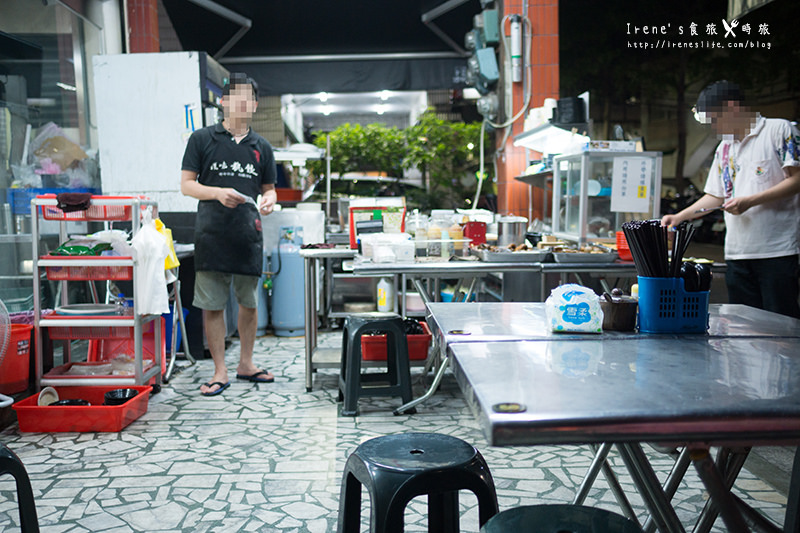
{"left": 621, "top": 219, "right": 697, "bottom": 278}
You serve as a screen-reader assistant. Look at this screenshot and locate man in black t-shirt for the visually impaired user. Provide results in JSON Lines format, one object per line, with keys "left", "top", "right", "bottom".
{"left": 181, "top": 73, "right": 277, "bottom": 396}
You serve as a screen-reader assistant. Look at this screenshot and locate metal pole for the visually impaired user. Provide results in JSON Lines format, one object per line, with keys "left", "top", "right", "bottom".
{"left": 326, "top": 134, "right": 332, "bottom": 224}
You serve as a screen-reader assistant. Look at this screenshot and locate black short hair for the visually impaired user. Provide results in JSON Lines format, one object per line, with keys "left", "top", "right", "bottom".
{"left": 223, "top": 73, "right": 258, "bottom": 99}
{"left": 695, "top": 80, "right": 744, "bottom": 113}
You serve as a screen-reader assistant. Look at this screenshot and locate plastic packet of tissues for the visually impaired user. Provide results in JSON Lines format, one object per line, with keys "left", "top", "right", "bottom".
{"left": 545, "top": 283, "right": 603, "bottom": 333}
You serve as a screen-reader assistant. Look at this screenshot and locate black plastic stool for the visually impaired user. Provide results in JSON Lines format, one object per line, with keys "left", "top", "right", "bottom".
{"left": 480, "top": 504, "right": 644, "bottom": 533}
{"left": 338, "top": 432, "right": 499, "bottom": 533}
{"left": 338, "top": 312, "right": 414, "bottom": 416}
{"left": 0, "top": 443, "right": 39, "bottom": 533}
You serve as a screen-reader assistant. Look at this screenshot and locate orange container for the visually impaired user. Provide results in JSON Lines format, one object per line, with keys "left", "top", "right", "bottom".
{"left": 13, "top": 385, "right": 151, "bottom": 432}
{"left": 361, "top": 321, "right": 432, "bottom": 361}
{"left": 0, "top": 324, "right": 33, "bottom": 395}
{"left": 616, "top": 230, "right": 633, "bottom": 261}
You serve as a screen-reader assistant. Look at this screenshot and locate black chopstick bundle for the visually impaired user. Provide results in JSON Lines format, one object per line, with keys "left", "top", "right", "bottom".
{"left": 621, "top": 220, "right": 696, "bottom": 278}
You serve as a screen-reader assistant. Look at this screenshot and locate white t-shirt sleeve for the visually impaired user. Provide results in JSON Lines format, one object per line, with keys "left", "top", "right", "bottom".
{"left": 704, "top": 143, "right": 726, "bottom": 198}
{"left": 778, "top": 121, "right": 800, "bottom": 169}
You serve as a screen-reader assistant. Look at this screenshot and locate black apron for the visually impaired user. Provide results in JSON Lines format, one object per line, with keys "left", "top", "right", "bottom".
{"left": 194, "top": 133, "right": 264, "bottom": 277}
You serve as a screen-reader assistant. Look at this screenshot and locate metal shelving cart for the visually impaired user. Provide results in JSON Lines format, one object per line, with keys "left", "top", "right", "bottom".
{"left": 31, "top": 195, "right": 163, "bottom": 390}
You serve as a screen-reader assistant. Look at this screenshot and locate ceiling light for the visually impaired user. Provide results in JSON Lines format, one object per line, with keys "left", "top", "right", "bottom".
{"left": 318, "top": 92, "right": 329, "bottom": 102}
{"left": 322, "top": 105, "right": 331, "bottom": 116}
{"left": 56, "top": 82, "right": 77, "bottom": 92}
{"left": 380, "top": 90, "right": 390, "bottom": 101}
{"left": 376, "top": 104, "right": 386, "bottom": 115}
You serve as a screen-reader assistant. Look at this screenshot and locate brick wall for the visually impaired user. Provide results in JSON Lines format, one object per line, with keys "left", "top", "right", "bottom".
{"left": 496, "top": 0, "right": 559, "bottom": 219}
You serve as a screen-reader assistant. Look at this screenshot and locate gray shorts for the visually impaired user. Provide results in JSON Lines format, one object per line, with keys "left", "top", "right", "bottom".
{"left": 193, "top": 271, "right": 260, "bottom": 310}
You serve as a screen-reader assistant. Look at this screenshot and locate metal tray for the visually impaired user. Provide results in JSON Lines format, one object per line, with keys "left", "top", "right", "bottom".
{"left": 552, "top": 252, "right": 619, "bottom": 263}
{"left": 471, "top": 248, "right": 551, "bottom": 262}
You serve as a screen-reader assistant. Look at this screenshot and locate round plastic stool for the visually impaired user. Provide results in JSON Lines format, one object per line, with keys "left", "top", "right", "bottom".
{"left": 338, "top": 312, "right": 414, "bottom": 416}
{"left": 0, "top": 443, "right": 39, "bottom": 532}
{"left": 480, "top": 504, "right": 645, "bottom": 533}
{"left": 338, "top": 432, "right": 499, "bottom": 533}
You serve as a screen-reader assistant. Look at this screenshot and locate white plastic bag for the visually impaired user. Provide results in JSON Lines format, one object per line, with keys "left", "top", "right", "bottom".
{"left": 130, "top": 209, "right": 170, "bottom": 315}
{"left": 545, "top": 283, "right": 603, "bottom": 333}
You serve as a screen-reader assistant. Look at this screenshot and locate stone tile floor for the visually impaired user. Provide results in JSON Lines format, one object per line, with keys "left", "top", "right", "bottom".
{"left": 0, "top": 331, "right": 791, "bottom": 532}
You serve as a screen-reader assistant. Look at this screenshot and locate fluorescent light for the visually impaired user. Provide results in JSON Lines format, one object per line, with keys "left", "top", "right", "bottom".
{"left": 56, "top": 82, "right": 77, "bottom": 92}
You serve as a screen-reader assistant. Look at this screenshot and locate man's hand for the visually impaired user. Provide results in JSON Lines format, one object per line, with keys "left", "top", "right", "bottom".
{"left": 217, "top": 188, "right": 248, "bottom": 208}
{"left": 722, "top": 196, "right": 753, "bottom": 215}
{"left": 259, "top": 189, "right": 277, "bottom": 215}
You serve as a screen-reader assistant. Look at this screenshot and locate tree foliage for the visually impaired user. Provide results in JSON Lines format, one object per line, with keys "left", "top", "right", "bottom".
{"left": 310, "top": 111, "right": 491, "bottom": 210}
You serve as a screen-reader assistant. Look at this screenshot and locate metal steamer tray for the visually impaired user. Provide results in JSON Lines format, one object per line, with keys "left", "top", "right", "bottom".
{"left": 471, "top": 247, "right": 551, "bottom": 262}
{"left": 552, "top": 252, "right": 619, "bottom": 263}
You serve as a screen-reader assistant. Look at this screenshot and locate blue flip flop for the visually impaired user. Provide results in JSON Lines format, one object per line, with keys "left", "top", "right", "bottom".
{"left": 236, "top": 370, "right": 275, "bottom": 383}
{"left": 201, "top": 381, "right": 230, "bottom": 396}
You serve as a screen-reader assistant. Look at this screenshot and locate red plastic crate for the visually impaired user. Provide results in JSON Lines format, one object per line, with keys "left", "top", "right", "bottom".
{"left": 36, "top": 194, "right": 156, "bottom": 221}
{"left": 13, "top": 385, "right": 151, "bottom": 432}
{"left": 42, "top": 256, "right": 133, "bottom": 280}
{"left": 361, "top": 321, "right": 432, "bottom": 361}
{"left": 46, "top": 316, "right": 133, "bottom": 339}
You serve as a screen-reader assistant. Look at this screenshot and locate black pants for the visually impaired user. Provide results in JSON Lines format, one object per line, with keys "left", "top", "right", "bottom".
{"left": 725, "top": 255, "right": 800, "bottom": 318}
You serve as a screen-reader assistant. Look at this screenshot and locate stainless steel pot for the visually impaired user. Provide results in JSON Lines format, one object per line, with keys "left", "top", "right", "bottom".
{"left": 497, "top": 216, "right": 527, "bottom": 247}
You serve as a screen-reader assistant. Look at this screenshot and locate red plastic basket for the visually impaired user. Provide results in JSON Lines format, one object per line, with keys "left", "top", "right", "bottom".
{"left": 42, "top": 256, "right": 133, "bottom": 281}
{"left": 13, "top": 385, "right": 151, "bottom": 432}
{"left": 46, "top": 316, "right": 133, "bottom": 339}
{"left": 361, "top": 321, "right": 432, "bottom": 361}
{"left": 616, "top": 230, "right": 633, "bottom": 261}
{"left": 36, "top": 194, "right": 156, "bottom": 221}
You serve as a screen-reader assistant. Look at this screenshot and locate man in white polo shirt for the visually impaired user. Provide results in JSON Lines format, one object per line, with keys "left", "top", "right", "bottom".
{"left": 662, "top": 80, "right": 800, "bottom": 318}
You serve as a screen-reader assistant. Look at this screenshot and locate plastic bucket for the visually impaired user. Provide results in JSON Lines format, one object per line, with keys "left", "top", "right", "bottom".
{"left": 0, "top": 324, "right": 33, "bottom": 395}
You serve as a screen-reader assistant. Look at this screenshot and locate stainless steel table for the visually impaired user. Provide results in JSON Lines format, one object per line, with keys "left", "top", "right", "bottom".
{"left": 301, "top": 247, "right": 358, "bottom": 392}
{"left": 450, "top": 337, "right": 800, "bottom": 532}
{"left": 431, "top": 302, "right": 800, "bottom": 532}
{"left": 426, "top": 302, "right": 800, "bottom": 346}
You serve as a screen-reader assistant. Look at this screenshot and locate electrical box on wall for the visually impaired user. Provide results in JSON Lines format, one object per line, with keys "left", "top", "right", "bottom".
{"left": 480, "top": 9, "right": 499, "bottom": 45}
{"left": 475, "top": 48, "right": 499, "bottom": 85}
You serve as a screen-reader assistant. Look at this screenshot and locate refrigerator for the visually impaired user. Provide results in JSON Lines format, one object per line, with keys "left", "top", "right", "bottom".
{"left": 93, "top": 52, "right": 229, "bottom": 212}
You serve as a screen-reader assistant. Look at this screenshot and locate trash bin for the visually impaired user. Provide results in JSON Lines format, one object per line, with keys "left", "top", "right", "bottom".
{"left": 0, "top": 324, "right": 33, "bottom": 395}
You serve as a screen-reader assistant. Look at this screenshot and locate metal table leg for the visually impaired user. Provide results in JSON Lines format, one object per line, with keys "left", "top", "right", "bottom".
{"left": 617, "top": 443, "right": 686, "bottom": 533}
{"left": 690, "top": 447, "right": 748, "bottom": 533}
{"left": 785, "top": 447, "right": 800, "bottom": 533}
{"left": 573, "top": 443, "right": 640, "bottom": 524}
{"left": 643, "top": 447, "right": 692, "bottom": 533}
{"left": 393, "top": 276, "right": 454, "bottom": 414}
{"left": 304, "top": 255, "right": 317, "bottom": 392}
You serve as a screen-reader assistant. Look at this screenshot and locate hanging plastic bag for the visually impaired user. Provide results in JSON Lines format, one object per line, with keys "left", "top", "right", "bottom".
{"left": 131, "top": 208, "right": 170, "bottom": 315}
{"left": 155, "top": 218, "right": 180, "bottom": 270}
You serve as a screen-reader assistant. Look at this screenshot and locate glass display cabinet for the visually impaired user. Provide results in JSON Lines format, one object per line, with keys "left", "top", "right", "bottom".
{"left": 551, "top": 151, "right": 662, "bottom": 245}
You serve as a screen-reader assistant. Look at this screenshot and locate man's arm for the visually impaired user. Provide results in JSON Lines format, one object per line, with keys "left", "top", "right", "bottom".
{"left": 661, "top": 193, "right": 724, "bottom": 228}
{"left": 722, "top": 166, "right": 800, "bottom": 215}
{"left": 180, "top": 170, "right": 246, "bottom": 208}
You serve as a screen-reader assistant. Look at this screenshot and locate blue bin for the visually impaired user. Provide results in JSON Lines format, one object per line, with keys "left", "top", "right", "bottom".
{"left": 163, "top": 307, "right": 189, "bottom": 354}
{"left": 637, "top": 276, "right": 709, "bottom": 334}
